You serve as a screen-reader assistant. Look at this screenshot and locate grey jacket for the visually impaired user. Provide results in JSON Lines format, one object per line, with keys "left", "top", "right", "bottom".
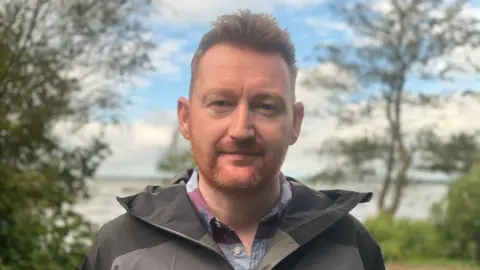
{"left": 81, "top": 170, "right": 385, "bottom": 270}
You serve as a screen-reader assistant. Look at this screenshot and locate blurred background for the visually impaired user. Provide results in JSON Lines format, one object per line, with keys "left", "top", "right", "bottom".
{"left": 1, "top": 0, "right": 479, "bottom": 269}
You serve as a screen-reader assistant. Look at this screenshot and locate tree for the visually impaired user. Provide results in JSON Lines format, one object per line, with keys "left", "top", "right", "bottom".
{"left": 306, "top": 0, "right": 480, "bottom": 215}
{"left": 0, "top": 0, "right": 155, "bottom": 268}
{"left": 156, "top": 127, "right": 195, "bottom": 179}
{"left": 430, "top": 163, "right": 480, "bottom": 262}
{"left": 417, "top": 129, "right": 480, "bottom": 175}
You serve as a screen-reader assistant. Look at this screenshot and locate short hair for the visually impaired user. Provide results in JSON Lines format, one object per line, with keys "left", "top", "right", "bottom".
{"left": 189, "top": 9, "right": 297, "bottom": 96}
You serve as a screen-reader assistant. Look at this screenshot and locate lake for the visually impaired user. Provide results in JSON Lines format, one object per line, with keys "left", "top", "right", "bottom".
{"left": 75, "top": 179, "right": 448, "bottom": 227}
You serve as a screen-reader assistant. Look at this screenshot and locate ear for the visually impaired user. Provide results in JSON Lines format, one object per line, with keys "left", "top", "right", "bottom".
{"left": 289, "top": 101, "right": 304, "bottom": 145}
{"left": 177, "top": 97, "right": 191, "bottom": 141}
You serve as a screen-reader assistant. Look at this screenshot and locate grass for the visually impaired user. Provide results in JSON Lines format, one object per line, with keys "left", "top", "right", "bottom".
{"left": 388, "top": 265, "right": 478, "bottom": 270}
{"left": 387, "top": 260, "right": 480, "bottom": 270}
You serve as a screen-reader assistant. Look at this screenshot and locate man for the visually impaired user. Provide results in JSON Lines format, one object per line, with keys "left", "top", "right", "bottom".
{"left": 81, "top": 9, "right": 385, "bottom": 270}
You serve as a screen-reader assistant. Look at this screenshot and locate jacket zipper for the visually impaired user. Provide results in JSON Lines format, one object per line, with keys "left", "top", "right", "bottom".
{"left": 123, "top": 207, "right": 236, "bottom": 270}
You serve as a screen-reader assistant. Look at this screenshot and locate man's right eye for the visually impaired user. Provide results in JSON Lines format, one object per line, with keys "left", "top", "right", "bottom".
{"left": 211, "top": 100, "right": 230, "bottom": 107}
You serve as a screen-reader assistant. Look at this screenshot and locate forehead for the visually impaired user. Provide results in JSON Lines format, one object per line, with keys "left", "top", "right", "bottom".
{"left": 193, "top": 44, "right": 293, "bottom": 99}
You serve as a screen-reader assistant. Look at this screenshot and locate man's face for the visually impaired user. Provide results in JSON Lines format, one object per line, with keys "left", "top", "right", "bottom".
{"left": 178, "top": 44, "right": 303, "bottom": 192}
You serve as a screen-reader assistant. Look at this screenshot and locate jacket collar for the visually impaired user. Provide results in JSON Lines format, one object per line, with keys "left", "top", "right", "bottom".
{"left": 116, "top": 169, "right": 372, "bottom": 247}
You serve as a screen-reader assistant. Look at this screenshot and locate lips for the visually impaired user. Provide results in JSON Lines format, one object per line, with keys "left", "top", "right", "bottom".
{"left": 218, "top": 148, "right": 265, "bottom": 158}
{"left": 221, "top": 151, "right": 261, "bottom": 156}
{"left": 217, "top": 144, "right": 264, "bottom": 157}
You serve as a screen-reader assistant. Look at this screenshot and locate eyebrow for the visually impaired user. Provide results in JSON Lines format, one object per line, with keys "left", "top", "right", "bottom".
{"left": 200, "top": 89, "right": 237, "bottom": 103}
{"left": 200, "top": 88, "right": 287, "bottom": 105}
{"left": 252, "top": 92, "right": 284, "bottom": 102}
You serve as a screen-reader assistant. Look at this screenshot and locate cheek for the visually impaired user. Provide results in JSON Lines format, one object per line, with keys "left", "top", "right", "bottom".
{"left": 189, "top": 120, "right": 220, "bottom": 157}
{"left": 260, "top": 126, "right": 290, "bottom": 155}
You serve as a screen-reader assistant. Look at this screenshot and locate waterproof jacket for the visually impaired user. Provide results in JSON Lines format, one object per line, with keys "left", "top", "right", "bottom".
{"left": 81, "top": 170, "right": 385, "bottom": 270}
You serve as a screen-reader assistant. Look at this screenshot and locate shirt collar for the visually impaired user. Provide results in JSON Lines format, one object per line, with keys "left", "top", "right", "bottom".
{"left": 186, "top": 169, "right": 292, "bottom": 232}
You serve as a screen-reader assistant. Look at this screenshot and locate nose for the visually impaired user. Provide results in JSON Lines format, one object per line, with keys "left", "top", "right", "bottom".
{"left": 228, "top": 104, "right": 255, "bottom": 141}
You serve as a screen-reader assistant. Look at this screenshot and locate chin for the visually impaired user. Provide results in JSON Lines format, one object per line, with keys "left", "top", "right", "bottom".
{"left": 213, "top": 167, "right": 263, "bottom": 191}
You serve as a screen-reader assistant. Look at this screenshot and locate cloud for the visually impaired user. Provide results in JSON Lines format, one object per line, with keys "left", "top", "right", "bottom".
{"left": 300, "top": 0, "right": 480, "bottom": 178}
{"left": 273, "top": 63, "right": 480, "bottom": 178}
{"left": 150, "top": 39, "right": 191, "bottom": 78}
{"left": 62, "top": 61, "right": 479, "bottom": 179}
{"left": 284, "top": 101, "right": 480, "bottom": 180}
{"left": 373, "top": 0, "right": 479, "bottom": 16}
{"left": 107, "top": 38, "right": 191, "bottom": 89}
{"left": 306, "top": 0, "right": 480, "bottom": 60}
{"left": 305, "top": 18, "right": 349, "bottom": 33}
{"left": 65, "top": 66, "right": 338, "bottom": 178}
{"left": 151, "top": 0, "right": 325, "bottom": 25}
{"left": 329, "top": 92, "right": 480, "bottom": 142}
{"left": 281, "top": 68, "right": 337, "bottom": 177}
{"left": 55, "top": 110, "right": 178, "bottom": 177}
{"left": 304, "top": 17, "right": 382, "bottom": 47}
{"left": 56, "top": 0, "right": 478, "bottom": 180}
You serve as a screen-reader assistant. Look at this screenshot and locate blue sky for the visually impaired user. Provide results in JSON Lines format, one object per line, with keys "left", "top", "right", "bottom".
{"left": 127, "top": 5, "right": 335, "bottom": 117}
{"left": 86, "top": 0, "right": 480, "bottom": 178}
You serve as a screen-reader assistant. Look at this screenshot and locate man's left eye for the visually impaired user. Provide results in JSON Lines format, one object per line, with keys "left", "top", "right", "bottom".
{"left": 258, "top": 103, "right": 276, "bottom": 111}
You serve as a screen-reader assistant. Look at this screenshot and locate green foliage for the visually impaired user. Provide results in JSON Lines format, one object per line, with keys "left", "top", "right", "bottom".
{"left": 366, "top": 165, "right": 480, "bottom": 264}
{"left": 0, "top": 0, "right": 155, "bottom": 268}
{"left": 157, "top": 128, "right": 195, "bottom": 177}
{"left": 431, "top": 163, "right": 480, "bottom": 261}
{"left": 157, "top": 150, "right": 196, "bottom": 175}
{"left": 312, "top": 135, "right": 389, "bottom": 183}
{"left": 364, "top": 214, "right": 447, "bottom": 262}
{"left": 417, "top": 130, "right": 480, "bottom": 174}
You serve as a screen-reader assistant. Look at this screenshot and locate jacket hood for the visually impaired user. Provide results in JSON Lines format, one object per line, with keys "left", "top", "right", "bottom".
{"left": 116, "top": 169, "right": 372, "bottom": 244}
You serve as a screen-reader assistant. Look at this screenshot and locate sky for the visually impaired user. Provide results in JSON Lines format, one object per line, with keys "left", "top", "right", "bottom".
{"left": 65, "top": 0, "right": 480, "bottom": 179}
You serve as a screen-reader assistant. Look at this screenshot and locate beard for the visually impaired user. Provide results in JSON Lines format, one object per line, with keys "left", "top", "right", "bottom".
{"left": 191, "top": 140, "right": 283, "bottom": 194}
{"left": 212, "top": 163, "right": 264, "bottom": 192}
{"left": 194, "top": 152, "right": 268, "bottom": 194}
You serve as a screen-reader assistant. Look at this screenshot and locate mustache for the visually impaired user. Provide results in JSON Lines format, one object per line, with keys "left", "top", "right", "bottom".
{"left": 216, "top": 143, "right": 265, "bottom": 155}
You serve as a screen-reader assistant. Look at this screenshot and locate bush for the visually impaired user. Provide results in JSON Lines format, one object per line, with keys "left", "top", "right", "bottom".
{"left": 364, "top": 213, "right": 447, "bottom": 262}
{"left": 364, "top": 165, "right": 480, "bottom": 264}
{"left": 430, "top": 164, "right": 480, "bottom": 262}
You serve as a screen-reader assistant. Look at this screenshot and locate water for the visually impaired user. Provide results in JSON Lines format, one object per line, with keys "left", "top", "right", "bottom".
{"left": 75, "top": 180, "right": 448, "bottom": 227}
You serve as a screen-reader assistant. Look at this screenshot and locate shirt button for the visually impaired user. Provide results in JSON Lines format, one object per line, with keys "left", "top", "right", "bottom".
{"left": 233, "top": 246, "right": 242, "bottom": 255}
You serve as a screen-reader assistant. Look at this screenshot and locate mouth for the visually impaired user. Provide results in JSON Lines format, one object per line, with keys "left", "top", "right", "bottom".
{"left": 220, "top": 151, "right": 262, "bottom": 157}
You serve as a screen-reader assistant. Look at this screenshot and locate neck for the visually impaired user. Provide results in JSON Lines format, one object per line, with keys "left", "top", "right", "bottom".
{"left": 198, "top": 173, "right": 281, "bottom": 231}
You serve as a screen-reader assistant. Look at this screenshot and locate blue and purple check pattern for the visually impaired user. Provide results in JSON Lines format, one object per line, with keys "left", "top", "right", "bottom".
{"left": 186, "top": 169, "right": 292, "bottom": 270}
